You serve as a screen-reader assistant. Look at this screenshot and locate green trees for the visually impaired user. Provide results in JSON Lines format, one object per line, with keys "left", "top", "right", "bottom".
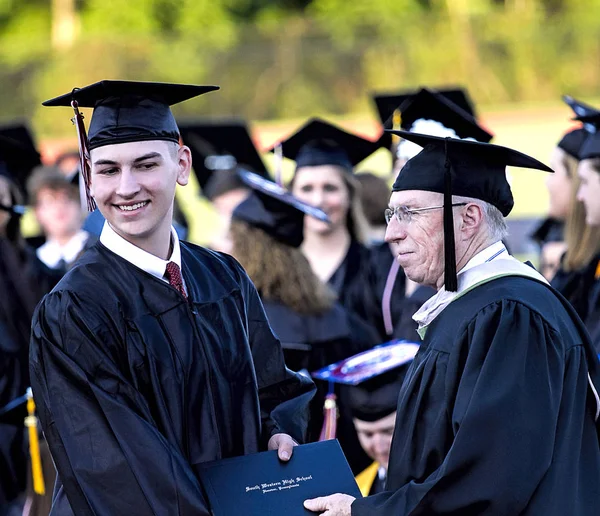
{"left": 1, "top": 0, "right": 600, "bottom": 133}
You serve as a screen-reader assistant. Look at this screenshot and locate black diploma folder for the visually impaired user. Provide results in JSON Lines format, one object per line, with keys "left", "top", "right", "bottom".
{"left": 197, "top": 439, "right": 362, "bottom": 515}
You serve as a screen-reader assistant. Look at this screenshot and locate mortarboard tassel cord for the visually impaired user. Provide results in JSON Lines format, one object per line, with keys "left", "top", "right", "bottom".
{"left": 391, "top": 108, "right": 402, "bottom": 146}
{"left": 70, "top": 98, "right": 97, "bottom": 212}
{"left": 25, "top": 388, "right": 45, "bottom": 495}
{"left": 319, "top": 382, "right": 338, "bottom": 441}
{"left": 443, "top": 138, "right": 458, "bottom": 292}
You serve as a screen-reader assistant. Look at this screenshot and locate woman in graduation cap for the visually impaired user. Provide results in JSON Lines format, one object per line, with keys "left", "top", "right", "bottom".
{"left": 227, "top": 170, "right": 379, "bottom": 471}
{"left": 31, "top": 80, "right": 316, "bottom": 515}
{"left": 570, "top": 107, "right": 600, "bottom": 350}
{"left": 0, "top": 133, "right": 60, "bottom": 512}
{"left": 304, "top": 132, "right": 600, "bottom": 516}
{"left": 273, "top": 118, "right": 381, "bottom": 327}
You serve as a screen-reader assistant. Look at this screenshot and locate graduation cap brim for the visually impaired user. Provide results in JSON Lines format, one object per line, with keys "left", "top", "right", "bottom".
{"left": 42, "top": 80, "right": 219, "bottom": 108}
{"left": 563, "top": 95, "right": 600, "bottom": 120}
{"left": 372, "top": 87, "right": 477, "bottom": 126}
{"left": 237, "top": 169, "right": 329, "bottom": 223}
{"left": 312, "top": 340, "right": 419, "bottom": 386}
{"left": 388, "top": 130, "right": 553, "bottom": 172}
{"left": 270, "top": 118, "right": 381, "bottom": 168}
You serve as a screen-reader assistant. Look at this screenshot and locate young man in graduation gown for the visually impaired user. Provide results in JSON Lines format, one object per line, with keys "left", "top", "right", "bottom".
{"left": 305, "top": 131, "right": 600, "bottom": 515}
{"left": 30, "top": 81, "right": 315, "bottom": 515}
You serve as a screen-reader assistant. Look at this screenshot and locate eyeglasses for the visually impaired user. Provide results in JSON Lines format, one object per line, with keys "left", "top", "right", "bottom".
{"left": 384, "top": 203, "right": 467, "bottom": 225}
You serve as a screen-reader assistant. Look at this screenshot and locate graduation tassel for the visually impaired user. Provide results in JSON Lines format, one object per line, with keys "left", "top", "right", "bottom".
{"left": 443, "top": 138, "right": 458, "bottom": 292}
{"left": 24, "top": 388, "right": 45, "bottom": 496}
{"left": 70, "top": 97, "right": 97, "bottom": 212}
{"left": 319, "top": 382, "right": 338, "bottom": 441}
{"left": 391, "top": 108, "right": 402, "bottom": 146}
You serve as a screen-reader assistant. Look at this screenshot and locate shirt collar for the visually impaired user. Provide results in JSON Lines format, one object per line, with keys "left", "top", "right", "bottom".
{"left": 99, "top": 222, "right": 182, "bottom": 284}
{"left": 37, "top": 230, "right": 90, "bottom": 269}
{"left": 413, "top": 241, "right": 547, "bottom": 333}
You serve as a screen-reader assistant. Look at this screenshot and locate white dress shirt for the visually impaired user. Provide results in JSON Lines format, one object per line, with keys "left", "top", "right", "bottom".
{"left": 37, "top": 230, "right": 90, "bottom": 269}
{"left": 99, "top": 222, "right": 187, "bottom": 294}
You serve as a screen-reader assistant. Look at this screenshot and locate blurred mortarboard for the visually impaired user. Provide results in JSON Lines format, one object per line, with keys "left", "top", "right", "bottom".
{"left": 270, "top": 118, "right": 381, "bottom": 172}
{"left": 396, "top": 88, "right": 492, "bottom": 142}
{"left": 312, "top": 341, "right": 419, "bottom": 422}
{"left": 232, "top": 169, "right": 329, "bottom": 248}
{"left": 178, "top": 119, "right": 269, "bottom": 200}
{"left": 0, "top": 131, "right": 41, "bottom": 207}
{"left": 530, "top": 217, "right": 564, "bottom": 247}
{"left": 372, "top": 86, "right": 477, "bottom": 127}
{"left": 43, "top": 80, "right": 219, "bottom": 150}
{"left": 389, "top": 130, "right": 553, "bottom": 291}
{"left": 557, "top": 96, "right": 599, "bottom": 159}
{"left": 571, "top": 103, "right": 600, "bottom": 160}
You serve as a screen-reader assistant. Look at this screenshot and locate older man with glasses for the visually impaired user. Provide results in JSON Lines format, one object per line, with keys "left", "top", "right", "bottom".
{"left": 305, "top": 132, "right": 600, "bottom": 516}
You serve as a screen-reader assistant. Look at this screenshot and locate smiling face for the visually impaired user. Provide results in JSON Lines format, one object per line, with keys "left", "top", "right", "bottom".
{"left": 90, "top": 140, "right": 191, "bottom": 254}
{"left": 577, "top": 159, "right": 600, "bottom": 226}
{"left": 385, "top": 190, "right": 448, "bottom": 288}
{"left": 291, "top": 165, "right": 351, "bottom": 236}
{"left": 546, "top": 146, "right": 573, "bottom": 220}
{"left": 354, "top": 412, "right": 396, "bottom": 470}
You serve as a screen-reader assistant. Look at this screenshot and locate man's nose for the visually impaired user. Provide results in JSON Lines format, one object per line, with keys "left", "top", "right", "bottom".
{"left": 385, "top": 218, "right": 406, "bottom": 243}
{"left": 116, "top": 169, "right": 141, "bottom": 198}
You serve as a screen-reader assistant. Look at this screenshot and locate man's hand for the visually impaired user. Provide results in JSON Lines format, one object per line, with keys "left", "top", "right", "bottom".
{"left": 304, "top": 494, "right": 355, "bottom": 515}
{"left": 267, "top": 433, "right": 297, "bottom": 461}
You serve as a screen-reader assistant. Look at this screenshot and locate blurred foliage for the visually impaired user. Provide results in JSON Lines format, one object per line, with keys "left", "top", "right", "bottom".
{"left": 1, "top": 0, "right": 600, "bottom": 136}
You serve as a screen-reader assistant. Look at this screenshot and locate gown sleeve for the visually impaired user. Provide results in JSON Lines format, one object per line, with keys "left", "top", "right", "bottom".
{"left": 234, "top": 259, "right": 316, "bottom": 447}
{"left": 352, "top": 300, "right": 578, "bottom": 515}
{"left": 29, "top": 290, "right": 211, "bottom": 516}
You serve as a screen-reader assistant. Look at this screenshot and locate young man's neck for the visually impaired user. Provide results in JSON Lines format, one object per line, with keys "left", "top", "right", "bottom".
{"left": 112, "top": 223, "right": 173, "bottom": 260}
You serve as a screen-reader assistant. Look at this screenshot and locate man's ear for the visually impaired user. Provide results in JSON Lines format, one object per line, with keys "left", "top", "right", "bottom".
{"left": 176, "top": 145, "right": 192, "bottom": 187}
{"left": 459, "top": 202, "right": 483, "bottom": 239}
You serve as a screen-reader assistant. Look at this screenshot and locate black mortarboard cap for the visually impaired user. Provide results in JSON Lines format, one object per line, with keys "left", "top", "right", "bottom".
{"left": 557, "top": 96, "right": 599, "bottom": 159}
{"left": 0, "top": 130, "right": 41, "bottom": 207}
{"left": 573, "top": 108, "right": 600, "bottom": 160}
{"left": 390, "top": 130, "right": 553, "bottom": 291}
{"left": 43, "top": 80, "right": 219, "bottom": 150}
{"left": 530, "top": 217, "right": 564, "bottom": 246}
{"left": 178, "top": 119, "right": 269, "bottom": 198}
{"left": 372, "top": 86, "right": 477, "bottom": 126}
{"left": 396, "top": 88, "right": 492, "bottom": 142}
{"left": 271, "top": 118, "right": 380, "bottom": 172}
{"left": 232, "top": 169, "right": 329, "bottom": 248}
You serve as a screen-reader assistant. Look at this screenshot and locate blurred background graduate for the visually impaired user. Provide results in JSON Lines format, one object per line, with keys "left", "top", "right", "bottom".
{"left": 227, "top": 169, "right": 379, "bottom": 471}
{"left": 0, "top": 128, "right": 59, "bottom": 514}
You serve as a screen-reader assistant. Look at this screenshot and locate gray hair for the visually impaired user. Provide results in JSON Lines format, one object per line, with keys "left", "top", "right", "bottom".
{"left": 453, "top": 195, "right": 508, "bottom": 242}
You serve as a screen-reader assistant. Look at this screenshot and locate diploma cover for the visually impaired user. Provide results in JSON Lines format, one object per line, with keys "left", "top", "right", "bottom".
{"left": 198, "top": 439, "right": 362, "bottom": 515}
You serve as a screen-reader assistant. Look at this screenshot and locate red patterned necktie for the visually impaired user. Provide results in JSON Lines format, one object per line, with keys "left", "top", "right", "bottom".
{"left": 164, "top": 261, "right": 187, "bottom": 299}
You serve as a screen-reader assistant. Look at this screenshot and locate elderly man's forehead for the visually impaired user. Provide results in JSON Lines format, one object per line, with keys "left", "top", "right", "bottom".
{"left": 389, "top": 190, "right": 443, "bottom": 207}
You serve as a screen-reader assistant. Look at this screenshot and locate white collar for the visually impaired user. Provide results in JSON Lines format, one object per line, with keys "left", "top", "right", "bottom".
{"left": 413, "top": 241, "right": 548, "bottom": 332}
{"left": 37, "top": 230, "right": 90, "bottom": 269}
{"left": 99, "top": 222, "right": 185, "bottom": 290}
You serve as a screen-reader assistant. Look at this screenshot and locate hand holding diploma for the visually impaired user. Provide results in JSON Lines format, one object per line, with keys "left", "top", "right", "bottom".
{"left": 267, "top": 433, "right": 298, "bottom": 461}
{"left": 304, "top": 493, "right": 356, "bottom": 515}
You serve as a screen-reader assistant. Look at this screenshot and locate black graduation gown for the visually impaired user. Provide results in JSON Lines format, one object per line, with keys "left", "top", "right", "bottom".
{"left": 585, "top": 278, "right": 600, "bottom": 352}
{"left": 29, "top": 241, "right": 315, "bottom": 515}
{"left": 0, "top": 238, "right": 60, "bottom": 507}
{"left": 352, "top": 276, "right": 600, "bottom": 515}
{"left": 262, "top": 300, "right": 378, "bottom": 473}
{"left": 327, "top": 240, "right": 373, "bottom": 314}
